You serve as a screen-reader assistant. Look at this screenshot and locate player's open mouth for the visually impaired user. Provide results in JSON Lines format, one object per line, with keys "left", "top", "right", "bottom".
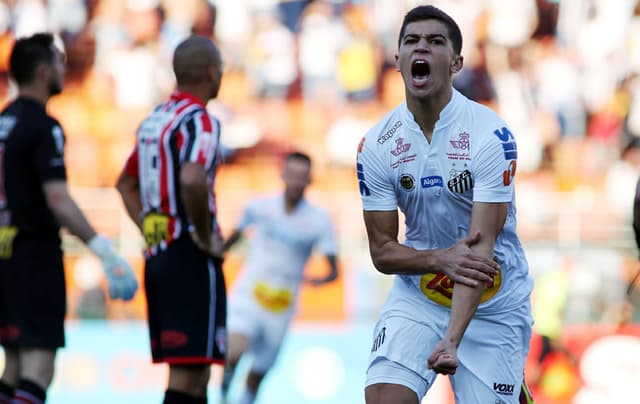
{"left": 411, "top": 59, "right": 430, "bottom": 87}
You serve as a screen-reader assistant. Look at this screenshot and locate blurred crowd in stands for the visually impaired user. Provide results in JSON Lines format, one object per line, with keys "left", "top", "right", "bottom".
{"left": 0, "top": 0, "right": 637, "bottom": 177}
{"left": 0, "top": 0, "right": 639, "bottom": 326}
{"left": 0, "top": 0, "right": 640, "bottom": 174}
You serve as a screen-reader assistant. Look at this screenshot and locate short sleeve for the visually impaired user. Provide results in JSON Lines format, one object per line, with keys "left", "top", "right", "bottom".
{"left": 35, "top": 121, "right": 66, "bottom": 183}
{"left": 122, "top": 146, "right": 139, "bottom": 178}
{"left": 182, "top": 110, "right": 220, "bottom": 170}
{"left": 472, "top": 125, "right": 516, "bottom": 203}
{"left": 237, "top": 199, "right": 260, "bottom": 232}
{"left": 357, "top": 136, "right": 397, "bottom": 211}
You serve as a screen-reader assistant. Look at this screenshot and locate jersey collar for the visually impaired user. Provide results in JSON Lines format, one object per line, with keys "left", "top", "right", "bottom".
{"left": 17, "top": 96, "right": 47, "bottom": 112}
{"left": 170, "top": 90, "right": 206, "bottom": 106}
{"left": 435, "top": 88, "right": 462, "bottom": 130}
{"left": 401, "top": 88, "right": 462, "bottom": 135}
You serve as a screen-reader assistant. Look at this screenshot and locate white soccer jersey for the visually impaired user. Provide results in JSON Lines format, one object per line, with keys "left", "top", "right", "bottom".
{"left": 357, "top": 89, "right": 533, "bottom": 314}
{"left": 231, "top": 194, "right": 338, "bottom": 315}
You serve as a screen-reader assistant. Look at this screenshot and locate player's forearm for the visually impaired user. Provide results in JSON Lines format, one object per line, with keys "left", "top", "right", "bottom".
{"left": 443, "top": 282, "right": 486, "bottom": 347}
{"left": 223, "top": 229, "right": 242, "bottom": 252}
{"left": 49, "top": 194, "right": 97, "bottom": 243}
{"left": 370, "top": 241, "right": 444, "bottom": 275}
{"left": 443, "top": 202, "right": 505, "bottom": 346}
{"left": 442, "top": 239, "right": 490, "bottom": 345}
{"left": 181, "top": 184, "right": 212, "bottom": 242}
{"left": 116, "top": 175, "right": 143, "bottom": 230}
{"left": 43, "top": 181, "right": 96, "bottom": 242}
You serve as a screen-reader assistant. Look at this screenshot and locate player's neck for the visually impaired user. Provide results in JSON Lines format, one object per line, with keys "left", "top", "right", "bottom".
{"left": 406, "top": 87, "right": 452, "bottom": 143}
{"left": 17, "top": 86, "right": 50, "bottom": 106}
{"left": 284, "top": 196, "right": 302, "bottom": 213}
{"left": 176, "top": 84, "right": 210, "bottom": 105}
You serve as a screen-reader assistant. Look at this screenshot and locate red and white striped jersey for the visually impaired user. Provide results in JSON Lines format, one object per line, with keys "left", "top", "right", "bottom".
{"left": 123, "top": 91, "right": 222, "bottom": 256}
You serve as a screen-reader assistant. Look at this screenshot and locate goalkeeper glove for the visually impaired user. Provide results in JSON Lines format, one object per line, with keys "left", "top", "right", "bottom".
{"left": 88, "top": 235, "right": 138, "bottom": 301}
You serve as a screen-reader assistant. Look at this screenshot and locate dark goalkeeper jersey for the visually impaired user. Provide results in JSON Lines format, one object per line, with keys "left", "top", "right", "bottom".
{"left": 0, "top": 97, "right": 67, "bottom": 243}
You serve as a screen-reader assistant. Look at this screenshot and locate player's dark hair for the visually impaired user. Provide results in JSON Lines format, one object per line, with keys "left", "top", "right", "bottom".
{"left": 398, "top": 5, "right": 462, "bottom": 55}
{"left": 286, "top": 151, "right": 311, "bottom": 166}
{"left": 9, "top": 32, "right": 57, "bottom": 86}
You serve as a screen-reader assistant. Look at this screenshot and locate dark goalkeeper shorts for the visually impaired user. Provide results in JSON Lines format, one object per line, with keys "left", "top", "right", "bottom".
{"left": 0, "top": 238, "right": 66, "bottom": 349}
{"left": 145, "top": 234, "right": 227, "bottom": 365}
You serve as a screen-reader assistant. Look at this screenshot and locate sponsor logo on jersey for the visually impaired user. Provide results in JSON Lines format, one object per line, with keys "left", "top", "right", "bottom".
{"left": 493, "top": 126, "right": 518, "bottom": 186}
{"left": 420, "top": 269, "right": 502, "bottom": 307}
{"left": 447, "top": 169, "right": 473, "bottom": 193}
{"left": 399, "top": 174, "right": 415, "bottom": 191}
{"left": 253, "top": 282, "right": 294, "bottom": 313}
{"left": 421, "top": 176, "right": 443, "bottom": 188}
{"left": 160, "top": 330, "right": 188, "bottom": 349}
{"left": 357, "top": 162, "right": 370, "bottom": 196}
{"left": 390, "top": 137, "right": 411, "bottom": 156}
{"left": 493, "top": 382, "right": 515, "bottom": 396}
{"left": 371, "top": 326, "right": 386, "bottom": 352}
{"left": 493, "top": 127, "right": 517, "bottom": 160}
{"left": 503, "top": 160, "right": 517, "bottom": 186}
{"left": 377, "top": 121, "right": 402, "bottom": 144}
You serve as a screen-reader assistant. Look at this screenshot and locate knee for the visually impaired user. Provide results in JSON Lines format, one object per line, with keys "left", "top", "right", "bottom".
{"left": 226, "top": 333, "right": 249, "bottom": 365}
{"left": 365, "top": 383, "right": 420, "bottom": 404}
{"left": 246, "top": 371, "right": 265, "bottom": 392}
{"left": 168, "top": 365, "right": 211, "bottom": 396}
{"left": 19, "top": 350, "right": 56, "bottom": 389}
{"left": 1, "top": 348, "right": 20, "bottom": 385}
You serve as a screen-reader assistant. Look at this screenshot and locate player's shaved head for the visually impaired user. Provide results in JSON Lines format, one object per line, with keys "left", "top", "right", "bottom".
{"left": 172, "top": 35, "right": 222, "bottom": 86}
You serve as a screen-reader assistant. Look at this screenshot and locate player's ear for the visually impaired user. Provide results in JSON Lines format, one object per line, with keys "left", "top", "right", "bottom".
{"left": 450, "top": 55, "right": 463, "bottom": 74}
{"left": 395, "top": 54, "right": 400, "bottom": 72}
{"left": 35, "top": 62, "right": 51, "bottom": 83}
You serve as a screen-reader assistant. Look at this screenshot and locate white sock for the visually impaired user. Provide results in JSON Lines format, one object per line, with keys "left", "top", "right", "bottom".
{"left": 237, "top": 388, "right": 256, "bottom": 404}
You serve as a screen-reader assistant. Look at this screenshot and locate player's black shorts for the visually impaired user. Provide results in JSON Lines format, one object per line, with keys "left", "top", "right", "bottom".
{"left": 0, "top": 238, "right": 66, "bottom": 348}
{"left": 145, "top": 234, "right": 227, "bottom": 365}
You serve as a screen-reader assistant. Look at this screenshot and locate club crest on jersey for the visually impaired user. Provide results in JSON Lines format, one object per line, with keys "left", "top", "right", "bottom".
{"left": 447, "top": 169, "right": 473, "bottom": 193}
{"left": 399, "top": 173, "right": 416, "bottom": 191}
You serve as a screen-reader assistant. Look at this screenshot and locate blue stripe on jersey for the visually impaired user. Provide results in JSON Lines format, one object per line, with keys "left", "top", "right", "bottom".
{"left": 502, "top": 142, "right": 517, "bottom": 160}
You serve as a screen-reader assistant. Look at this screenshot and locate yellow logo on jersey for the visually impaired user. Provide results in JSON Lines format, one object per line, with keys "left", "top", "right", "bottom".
{"left": 419, "top": 269, "right": 502, "bottom": 307}
{"left": 142, "top": 213, "right": 169, "bottom": 249}
{"left": 0, "top": 226, "right": 18, "bottom": 259}
{"left": 253, "top": 282, "right": 293, "bottom": 313}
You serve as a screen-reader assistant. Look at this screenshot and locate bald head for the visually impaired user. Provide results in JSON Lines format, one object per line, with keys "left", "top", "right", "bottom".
{"left": 172, "top": 35, "right": 222, "bottom": 87}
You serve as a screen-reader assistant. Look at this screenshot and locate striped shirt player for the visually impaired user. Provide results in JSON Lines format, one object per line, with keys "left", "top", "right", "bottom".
{"left": 124, "top": 91, "right": 222, "bottom": 257}
{"left": 358, "top": 89, "right": 534, "bottom": 403}
{"left": 121, "top": 90, "right": 227, "bottom": 365}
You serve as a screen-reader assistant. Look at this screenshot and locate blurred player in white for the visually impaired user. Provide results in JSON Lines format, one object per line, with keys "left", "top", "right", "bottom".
{"left": 220, "top": 151, "right": 339, "bottom": 404}
{"left": 357, "top": 5, "right": 534, "bottom": 404}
